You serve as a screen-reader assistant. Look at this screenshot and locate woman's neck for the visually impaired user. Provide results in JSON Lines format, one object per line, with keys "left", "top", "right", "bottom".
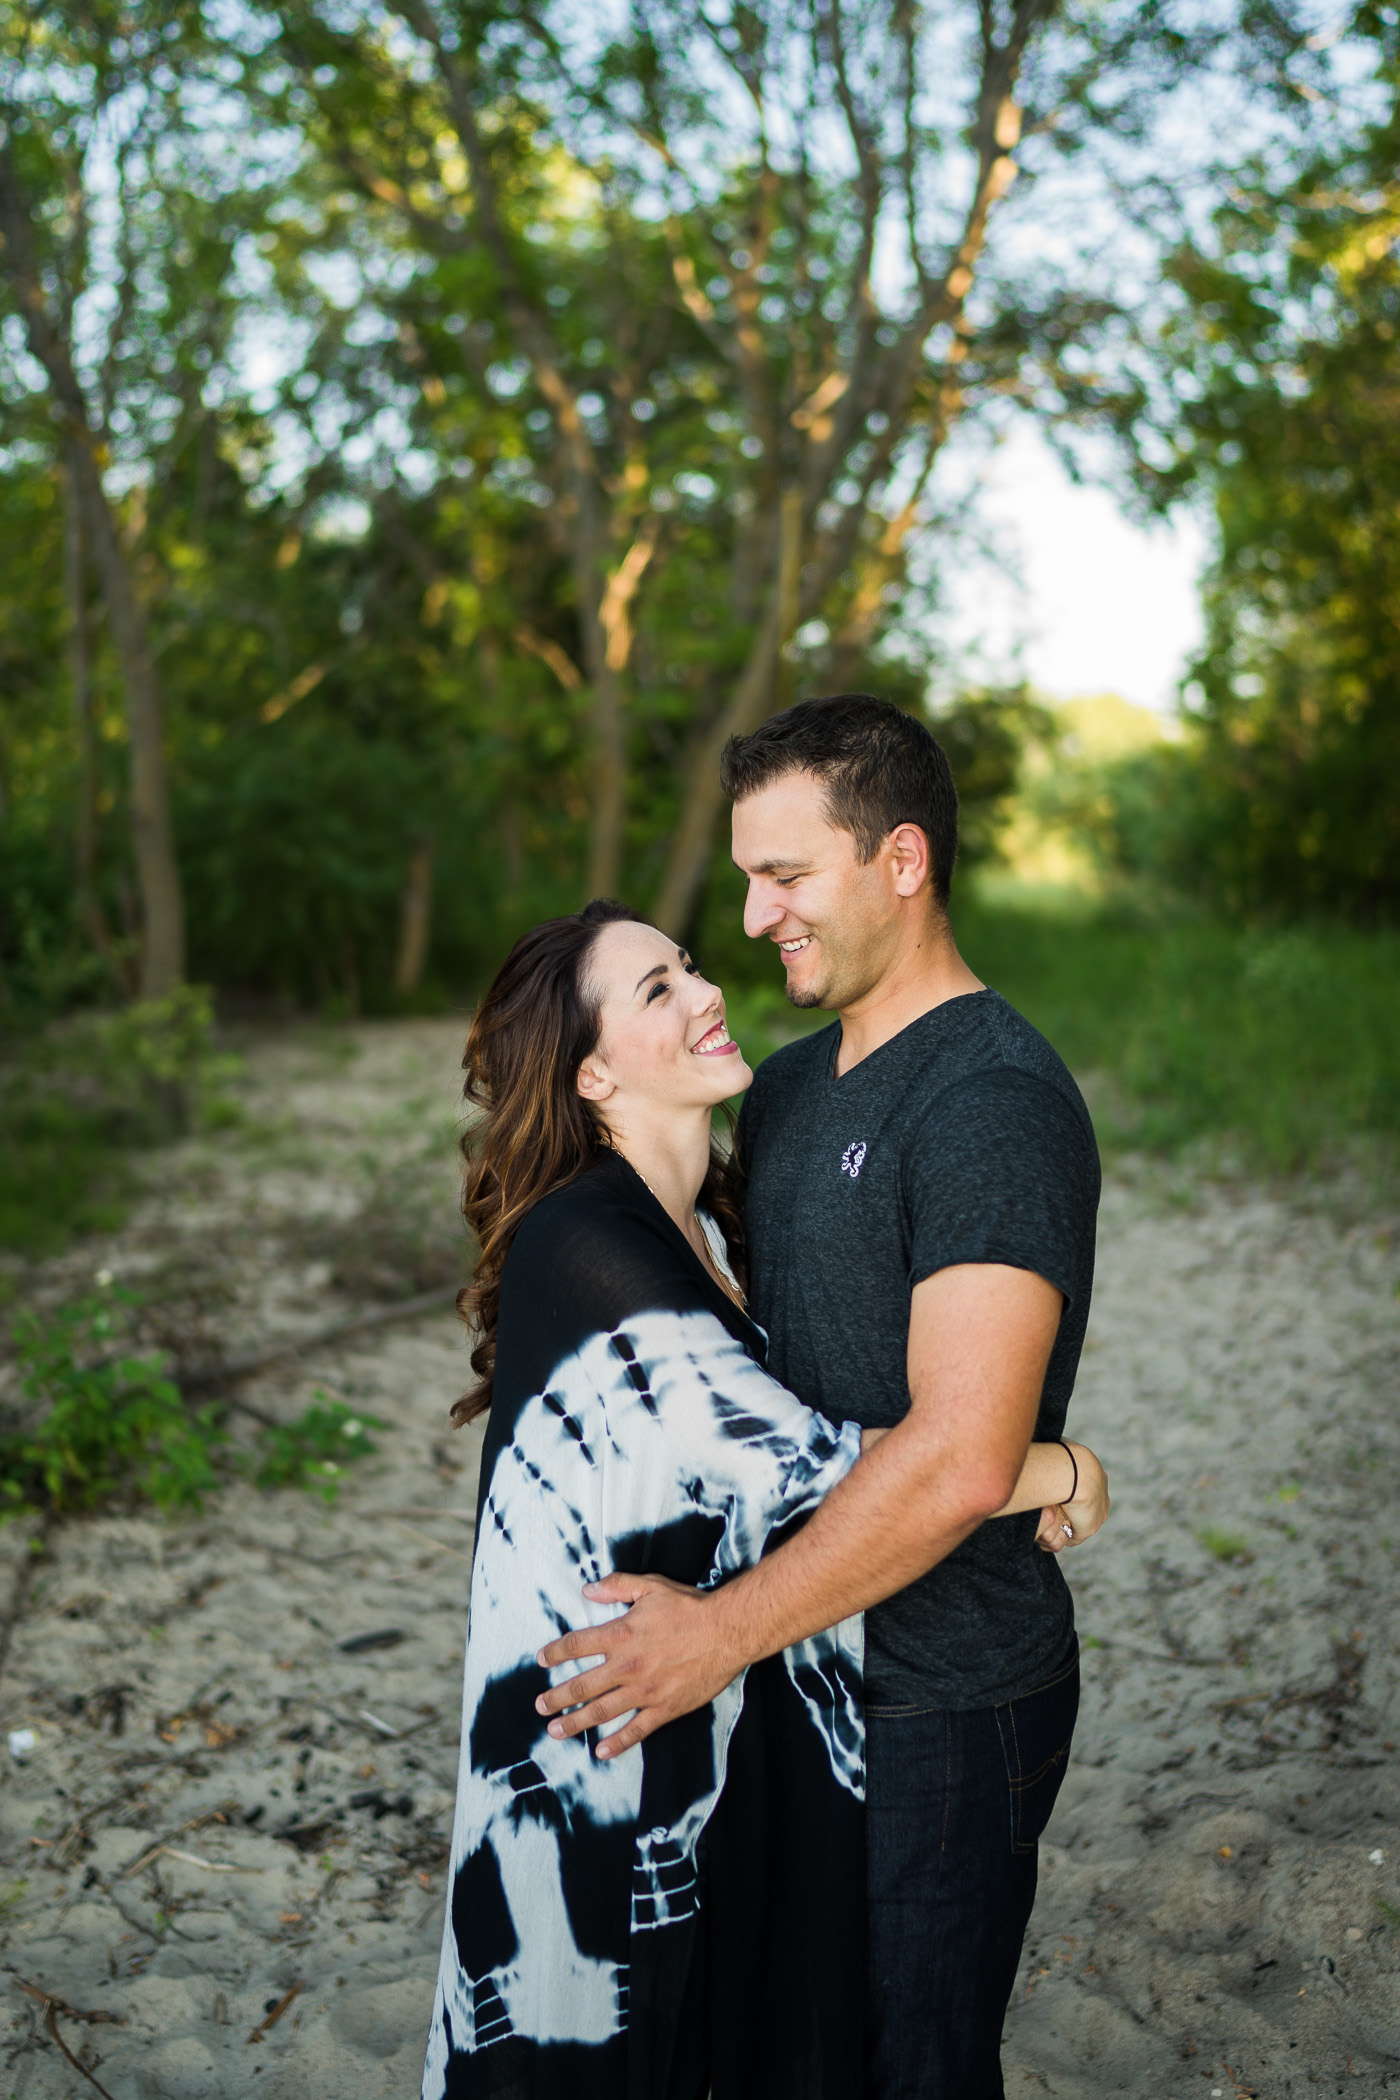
{"left": 602, "top": 1101, "right": 714, "bottom": 1238}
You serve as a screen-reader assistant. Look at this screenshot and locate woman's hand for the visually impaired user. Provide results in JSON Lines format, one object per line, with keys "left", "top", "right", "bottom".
{"left": 1035, "top": 1442, "right": 1110, "bottom": 1555}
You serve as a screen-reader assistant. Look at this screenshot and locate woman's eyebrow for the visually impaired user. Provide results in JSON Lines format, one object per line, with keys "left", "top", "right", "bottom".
{"left": 634, "top": 962, "right": 669, "bottom": 994}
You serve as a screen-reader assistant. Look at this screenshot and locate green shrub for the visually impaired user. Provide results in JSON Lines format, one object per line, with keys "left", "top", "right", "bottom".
{"left": 250, "top": 1396, "right": 386, "bottom": 1505}
{"left": 0, "top": 986, "right": 238, "bottom": 1256}
{"left": 2, "top": 1288, "right": 222, "bottom": 1515}
{"left": 2, "top": 1290, "right": 388, "bottom": 1517}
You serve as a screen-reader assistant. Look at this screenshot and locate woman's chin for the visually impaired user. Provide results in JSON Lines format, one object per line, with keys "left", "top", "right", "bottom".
{"left": 711, "top": 1052, "right": 752, "bottom": 1097}
{"left": 682, "top": 1049, "right": 752, "bottom": 1101}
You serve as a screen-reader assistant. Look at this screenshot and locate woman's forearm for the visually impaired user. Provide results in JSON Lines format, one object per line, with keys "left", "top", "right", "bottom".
{"left": 994, "top": 1439, "right": 1078, "bottom": 1517}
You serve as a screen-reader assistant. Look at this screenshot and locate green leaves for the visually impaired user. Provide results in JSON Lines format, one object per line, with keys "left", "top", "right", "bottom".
{"left": 2, "top": 1292, "right": 387, "bottom": 1518}
{"left": 4, "top": 1289, "right": 222, "bottom": 1516}
{"left": 0, "top": 987, "right": 235, "bottom": 1257}
{"left": 249, "top": 1395, "right": 386, "bottom": 1504}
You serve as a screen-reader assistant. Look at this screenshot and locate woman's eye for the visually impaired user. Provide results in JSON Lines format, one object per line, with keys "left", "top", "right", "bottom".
{"left": 647, "top": 982, "right": 668, "bottom": 1003}
{"left": 684, "top": 961, "right": 700, "bottom": 977}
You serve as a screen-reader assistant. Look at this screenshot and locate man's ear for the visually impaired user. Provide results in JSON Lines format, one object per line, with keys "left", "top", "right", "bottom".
{"left": 576, "top": 1055, "right": 615, "bottom": 1104}
{"left": 888, "top": 822, "right": 932, "bottom": 898}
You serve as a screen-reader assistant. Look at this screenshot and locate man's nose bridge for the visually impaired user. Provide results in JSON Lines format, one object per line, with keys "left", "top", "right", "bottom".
{"left": 743, "top": 878, "right": 778, "bottom": 935}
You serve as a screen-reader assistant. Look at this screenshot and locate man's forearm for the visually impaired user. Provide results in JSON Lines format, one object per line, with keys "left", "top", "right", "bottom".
{"left": 535, "top": 1263, "right": 1063, "bottom": 1757}
{"left": 705, "top": 1420, "right": 998, "bottom": 1671}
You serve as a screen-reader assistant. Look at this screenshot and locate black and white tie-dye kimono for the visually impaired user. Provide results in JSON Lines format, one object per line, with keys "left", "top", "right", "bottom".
{"left": 423, "top": 1150, "right": 865, "bottom": 2100}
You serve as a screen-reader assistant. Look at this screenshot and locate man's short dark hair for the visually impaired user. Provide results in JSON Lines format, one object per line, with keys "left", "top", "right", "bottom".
{"left": 720, "top": 693, "right": 960, "bottom": 906}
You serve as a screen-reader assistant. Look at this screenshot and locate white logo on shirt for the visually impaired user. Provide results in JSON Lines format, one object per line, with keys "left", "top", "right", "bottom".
{"left": 840, "top": 1141, "right": 867, "bottom": 1179}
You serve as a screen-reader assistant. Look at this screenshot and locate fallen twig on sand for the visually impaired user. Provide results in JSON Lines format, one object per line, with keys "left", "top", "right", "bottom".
{"left": 381, "top": 1516, "right": 472, "bottom": 1562}
{"left": 364, "top": 1505, "right": 473, "bottom": 1523}
{"left": 179, "top": 1286, "right": 459, "bottom": 1405}
{"left": 357, "top": 1708, "right": 402, "bottom": 1738}
{"left": 10, "top": 1976, "right": 124, "bottom": 2099}
{"left": 122, "top": 1843, "right": 263, "bottom": 1879}
{"left": 247, "top": 1979, "right": 302, "bottom": 2044}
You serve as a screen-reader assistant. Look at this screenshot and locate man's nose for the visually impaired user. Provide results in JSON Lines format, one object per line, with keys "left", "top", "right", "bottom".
{"left": 743, "top": 881, "right": 784, "bottom": 940}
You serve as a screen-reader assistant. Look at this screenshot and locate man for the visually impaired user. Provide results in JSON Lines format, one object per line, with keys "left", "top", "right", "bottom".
{"left": 536, "top": 693, "right": 1102, "bottom": 2096}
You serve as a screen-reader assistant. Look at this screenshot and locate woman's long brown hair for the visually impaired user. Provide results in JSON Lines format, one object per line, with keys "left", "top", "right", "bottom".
{"left": 452, "top": 898, "right": 748, "bottom": 1425}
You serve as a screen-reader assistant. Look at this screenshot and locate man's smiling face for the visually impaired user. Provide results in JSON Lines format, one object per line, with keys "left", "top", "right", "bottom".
{"left": 731, "top": 769, "right": 907, "bottom": 1010}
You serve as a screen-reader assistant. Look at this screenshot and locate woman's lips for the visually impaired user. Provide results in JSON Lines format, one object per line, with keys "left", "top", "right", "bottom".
{"left": 691, "top": 1021, "right": 739, "bottom": 1056}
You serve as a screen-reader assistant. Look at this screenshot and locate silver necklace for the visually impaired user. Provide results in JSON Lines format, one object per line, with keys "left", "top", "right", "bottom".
{"left": 612, "top": 1146, "right": 744, "bottom": 1308}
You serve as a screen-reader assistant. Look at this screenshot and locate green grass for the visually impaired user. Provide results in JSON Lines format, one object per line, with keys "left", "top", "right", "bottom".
{"left": 0, "top": 1100, "right": 132, "bottom": 1256}
{"left": 953, "top": 897, "right": 1400, "bottom": 1174}
{"left": 1197, "top": 1526, "right": 1254, "bottom": 1564}
{"left": 0, "top": 987, "right": 238, "bottom": 1257}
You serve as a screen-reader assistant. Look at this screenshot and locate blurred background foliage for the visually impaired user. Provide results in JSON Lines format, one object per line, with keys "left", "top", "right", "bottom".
{"left": 1, "top": 0, "right": 1398, "bottom": 1254}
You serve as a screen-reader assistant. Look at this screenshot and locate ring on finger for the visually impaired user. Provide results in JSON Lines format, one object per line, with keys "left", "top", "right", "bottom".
{"left": 1061, "top": 1520, "right": 1074, "bottom": 1539}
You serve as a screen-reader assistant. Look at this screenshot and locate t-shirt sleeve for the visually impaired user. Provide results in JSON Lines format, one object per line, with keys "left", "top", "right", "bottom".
{"left": 904, "top": 1068, "right": 1098, "bottom": 1303}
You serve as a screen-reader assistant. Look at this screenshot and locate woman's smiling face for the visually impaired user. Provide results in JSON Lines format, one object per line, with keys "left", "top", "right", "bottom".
{"left": 577, "top": 920, "right": 751, "bottom": 1121}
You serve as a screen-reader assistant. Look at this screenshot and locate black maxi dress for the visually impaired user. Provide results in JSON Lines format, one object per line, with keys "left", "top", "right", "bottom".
{"left": 422, "top": 1151, "right": 866, "bottom": 2100}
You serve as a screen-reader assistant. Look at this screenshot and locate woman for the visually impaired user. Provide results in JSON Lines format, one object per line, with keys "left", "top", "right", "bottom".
{"left": 423, "top": 900, "right": 1107, "bottom": 2100}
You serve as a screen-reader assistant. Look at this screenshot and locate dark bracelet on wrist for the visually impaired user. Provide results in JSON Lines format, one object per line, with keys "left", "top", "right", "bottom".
{"left": 1056, "top": 1437, "right": 1079, "bottom": 1504}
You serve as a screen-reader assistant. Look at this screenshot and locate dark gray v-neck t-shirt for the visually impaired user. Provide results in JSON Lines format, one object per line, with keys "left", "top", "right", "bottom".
{"left": 736, "top": 988, "right": 1100, "bottom": 1709}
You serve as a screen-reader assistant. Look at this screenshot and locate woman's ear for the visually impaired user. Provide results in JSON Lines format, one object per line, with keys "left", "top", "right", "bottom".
{"left": 576, "top": 1055, "right": 615, "bottom": 1104}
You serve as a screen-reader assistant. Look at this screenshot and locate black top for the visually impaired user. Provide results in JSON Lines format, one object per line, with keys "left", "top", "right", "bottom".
{"left": 736, "top": 989, "right": 1101, "bottom": 1709}
{"left": 424, "top": 1151, "right": 865, "bottom": 2100}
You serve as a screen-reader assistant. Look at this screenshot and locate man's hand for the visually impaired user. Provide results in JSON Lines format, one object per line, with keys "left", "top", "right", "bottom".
{"left": 535, "top": 1573, "right": 741, "bottom": 1759}
{"left": 540, "top": 1263, "right": 1063, "bottom": 1756}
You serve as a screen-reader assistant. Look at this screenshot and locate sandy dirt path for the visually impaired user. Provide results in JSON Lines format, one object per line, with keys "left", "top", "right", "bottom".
{"left": 0, "top": 1020, "right": 1396, "bottom": 2098}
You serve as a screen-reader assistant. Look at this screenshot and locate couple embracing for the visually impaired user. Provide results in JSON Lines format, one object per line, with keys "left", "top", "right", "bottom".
{"left": 423, "top": 694, "right": 1107, "bottom": 2100}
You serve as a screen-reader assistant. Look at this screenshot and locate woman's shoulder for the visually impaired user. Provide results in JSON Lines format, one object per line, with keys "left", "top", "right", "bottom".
{"left": 510, "top": 1152, "right": 647, "bottom": 1257}
{"left": 503, "top": 1154, "right": 683, "bottom": 1310}
{"left": 495, "top": 1155, "right": 762, "bottom": 1399}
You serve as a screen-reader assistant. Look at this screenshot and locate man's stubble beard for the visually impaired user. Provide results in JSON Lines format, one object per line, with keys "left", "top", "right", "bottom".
{"left": 782, "top": 925, "right": 880, "bottom": 1014}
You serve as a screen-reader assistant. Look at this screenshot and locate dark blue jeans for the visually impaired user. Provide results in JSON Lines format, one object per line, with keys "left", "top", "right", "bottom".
{"left": 865, "top": 1640, "right": 1080, "bottom": 2100}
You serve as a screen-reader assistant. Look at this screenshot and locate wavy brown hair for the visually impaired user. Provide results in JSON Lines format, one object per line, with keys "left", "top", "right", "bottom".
{"left": 451, "top": 898, "right": 748, "bottom": 1425}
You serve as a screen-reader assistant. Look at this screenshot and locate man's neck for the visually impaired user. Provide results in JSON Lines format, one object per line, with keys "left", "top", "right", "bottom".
{"left": 834, "top": 918, "right": 983, "bottom": 1077}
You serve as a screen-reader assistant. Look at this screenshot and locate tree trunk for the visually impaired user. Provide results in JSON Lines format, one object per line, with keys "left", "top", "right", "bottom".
{"left": 774, "top": 486, "right": 803, "bottom": 712}
{"left": 585, "top": 517, "right": 659, "bottom": 900}
{"left": 394, "top": 840, "right": 434, "bottom": 995}
{"left": 66, "top": 445, "right": 185, "bottom": 999}
{"left": 0, "top": 147, "right": 184, "bottom": 1000}
{"left": 63, "top": 448, "right": 111, "bottom": 964}
{"left": 586, "top": 661, "right": 627, "bottom": 899}
{"left": 652, "top": 591, "right": 784, "bottom": 940}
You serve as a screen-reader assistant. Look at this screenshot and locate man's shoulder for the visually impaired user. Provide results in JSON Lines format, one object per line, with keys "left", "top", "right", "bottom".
{"left": 921, "top": 991, "right": 1091, "bottom": 1128}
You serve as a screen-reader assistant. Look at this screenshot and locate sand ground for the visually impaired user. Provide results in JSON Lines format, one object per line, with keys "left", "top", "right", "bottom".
{"left": 0, "top": 1018, "right": 1396, "bottom": 2098}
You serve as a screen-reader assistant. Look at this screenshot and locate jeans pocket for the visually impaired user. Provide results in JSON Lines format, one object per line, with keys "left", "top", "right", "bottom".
{"left": 994, "top": 1647, "right": 1080, "bottom": 1855}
